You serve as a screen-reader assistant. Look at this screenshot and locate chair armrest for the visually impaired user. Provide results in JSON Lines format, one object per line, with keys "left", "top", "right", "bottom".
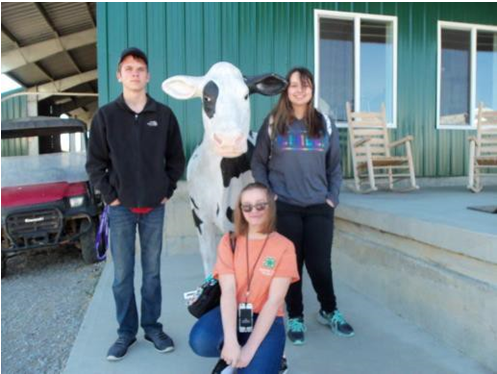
{"left": 353, "top": 137, "right": 372, "bottom": 147}
{"left": 389, "top": 136, "right": 413, "bottom": 148}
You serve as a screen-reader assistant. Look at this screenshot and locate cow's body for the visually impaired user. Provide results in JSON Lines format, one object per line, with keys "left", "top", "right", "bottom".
{"left": 187, "top": 136, "right": 255, "bottom": 274}
{"left": 162, "top": 62, "right": 286, "bottom": 275}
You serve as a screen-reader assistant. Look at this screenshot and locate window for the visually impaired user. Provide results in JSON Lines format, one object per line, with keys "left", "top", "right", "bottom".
{"left": 476, "top": 32, "right": 497, "bottom": 113}
{"left": 61, "top": 133, "right": 83, "bottom": 153}
{"left": 437, "top": 22, "right": 497, "bottom": 129}
{"left": 315, "top": 10, "right": 397, "bottom": 127}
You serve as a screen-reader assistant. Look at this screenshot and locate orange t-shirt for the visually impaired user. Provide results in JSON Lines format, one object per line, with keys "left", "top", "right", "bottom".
{"left": 213, "top": 232, "right": 299, "bottom": 317}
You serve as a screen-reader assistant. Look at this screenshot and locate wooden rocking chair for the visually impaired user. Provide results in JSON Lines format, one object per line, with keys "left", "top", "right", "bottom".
{"left": 467, "top": 103, "right": 497, "bottom": 192}
{"left": 346, "top": 102, "right": 419, "bottom": 193}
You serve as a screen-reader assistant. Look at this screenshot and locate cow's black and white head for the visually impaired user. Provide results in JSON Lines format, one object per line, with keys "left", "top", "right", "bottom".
{"left": 162, "top": 62, "right": 287, "bottom": 158}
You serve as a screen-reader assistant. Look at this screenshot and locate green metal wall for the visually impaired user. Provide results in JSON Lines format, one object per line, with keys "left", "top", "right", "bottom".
{"left": 1, "top": 89, "right": 28, "bottom": 120}
{"left": 1, "top": 89, "right": 29, "bottom": 156}
{"left": 96, "top": 2, "right": 497, "bottom": 177}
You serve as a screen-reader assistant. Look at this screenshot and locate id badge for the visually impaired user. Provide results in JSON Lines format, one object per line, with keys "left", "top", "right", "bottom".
{"left": 183, "top": 290, "right": 199, "bottom": 306}
{"left": 238, "top": 302, "right": 253, "bottom": 333}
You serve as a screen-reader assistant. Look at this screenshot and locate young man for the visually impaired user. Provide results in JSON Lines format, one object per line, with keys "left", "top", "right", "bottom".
{"left": 86, "top": 47, "right": 185, "bottom": 361}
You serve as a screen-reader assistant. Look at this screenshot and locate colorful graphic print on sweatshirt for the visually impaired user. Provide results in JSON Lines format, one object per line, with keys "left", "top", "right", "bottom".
{"left": 276, "top": 130, "right": 326, "bottom": 152}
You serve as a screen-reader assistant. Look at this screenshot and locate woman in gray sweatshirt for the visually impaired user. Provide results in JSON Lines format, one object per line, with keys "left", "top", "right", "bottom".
{"left": 251, "top": 67, "right": 354, "bottom": 346}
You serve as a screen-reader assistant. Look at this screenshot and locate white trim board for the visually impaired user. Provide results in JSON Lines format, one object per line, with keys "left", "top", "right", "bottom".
{"left": 436, "top": 21, "right": 497, "bottom": 130}
{"left": 314, "top": 9, "right": 398, "bottom": 128}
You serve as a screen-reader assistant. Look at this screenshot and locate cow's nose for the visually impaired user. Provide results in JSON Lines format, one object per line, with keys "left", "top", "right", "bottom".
{"left": 212, "top": 132, "right": 247, "bottom": 157}
{"left": 213, "top": 132, "right": 244, "bottom": 146}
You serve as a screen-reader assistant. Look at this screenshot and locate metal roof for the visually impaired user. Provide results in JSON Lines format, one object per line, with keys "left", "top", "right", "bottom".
{"left": 1, "top": 2, "right": 97, "bottom": 121}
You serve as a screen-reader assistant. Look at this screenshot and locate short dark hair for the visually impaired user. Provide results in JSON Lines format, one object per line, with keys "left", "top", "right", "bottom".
{"left": 117, "top": 47, "right": 148, "bottom": 71}
{"left": 234, "top": 182, "right": 276, "bottom": 237}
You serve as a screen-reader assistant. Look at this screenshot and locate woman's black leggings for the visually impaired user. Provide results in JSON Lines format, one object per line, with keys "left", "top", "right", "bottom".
{"left": 276, "top": 200, "right": 337, "bottom": 319}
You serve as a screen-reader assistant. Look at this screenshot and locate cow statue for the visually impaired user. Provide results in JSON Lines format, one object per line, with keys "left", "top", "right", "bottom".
{"left": 162, "top": 62, "right": 287, "bottom": 276}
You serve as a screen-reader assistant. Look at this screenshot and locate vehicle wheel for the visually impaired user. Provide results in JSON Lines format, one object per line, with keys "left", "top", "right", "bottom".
{"left": 1, "top": 252, "right": 6, "bottom": 279}
{"left": 80, "top": 221, "right": 98, "bottom": 264}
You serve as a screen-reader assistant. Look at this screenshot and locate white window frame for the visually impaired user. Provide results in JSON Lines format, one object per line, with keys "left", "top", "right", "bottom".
{"left": 437, "top": 21, "right": 497, "bottom": 130}
{"left": 314, "top": 9, "right": 398, "bottom": 128}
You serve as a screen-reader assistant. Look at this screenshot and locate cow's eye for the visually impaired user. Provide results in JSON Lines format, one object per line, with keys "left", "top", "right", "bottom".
{"left": 244, "top": 94, "right": 249, "bottom": 100}
{"left": 204, "top": 96, "right": 211, "bottom": 103}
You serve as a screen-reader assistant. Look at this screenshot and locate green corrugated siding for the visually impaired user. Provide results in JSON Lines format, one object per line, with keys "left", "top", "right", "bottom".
{"left": 1, "top": 137, "right": 29, "bottom": 157}
{"left": 97, "top": 2, "right": 497, "bottom": 177}
{"left": 1, "top": 89, "right": 28, "bottom": 120}
{"left": 1, "top": 89, "right": 29, "bottom": 156}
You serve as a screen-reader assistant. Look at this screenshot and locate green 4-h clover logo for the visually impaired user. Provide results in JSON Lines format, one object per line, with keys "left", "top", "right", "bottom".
{"left": 263, "top": 257, "right": 276, "bottom": 269}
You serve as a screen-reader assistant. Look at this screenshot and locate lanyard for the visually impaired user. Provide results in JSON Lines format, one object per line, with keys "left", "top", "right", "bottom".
{"left": 245, "top": 234, "right": 270, "bottom": 302}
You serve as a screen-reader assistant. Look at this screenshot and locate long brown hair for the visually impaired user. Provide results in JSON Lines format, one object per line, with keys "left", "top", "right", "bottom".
{"left": 234, "top": 183, "right": 276, "bottom": 237}
{"left": 270, "top": 67, "right": 323, "bottom": 138}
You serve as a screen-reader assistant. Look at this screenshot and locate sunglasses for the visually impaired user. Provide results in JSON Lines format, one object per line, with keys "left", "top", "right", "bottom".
{"left": 240, "top": 202, "right": 269, "bottom": 213}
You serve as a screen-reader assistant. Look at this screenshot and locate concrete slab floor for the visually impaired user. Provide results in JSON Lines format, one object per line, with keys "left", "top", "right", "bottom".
{"left": 64, "top": 253, "right": 492, "bottom": 374}
{"left": 339, "top": 185, "right": 497, "bottom": 236}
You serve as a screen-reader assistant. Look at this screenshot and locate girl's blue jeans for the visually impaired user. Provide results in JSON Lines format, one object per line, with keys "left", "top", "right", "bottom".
{"left": 189, "top": 306, "right": 285, "bottom": 374}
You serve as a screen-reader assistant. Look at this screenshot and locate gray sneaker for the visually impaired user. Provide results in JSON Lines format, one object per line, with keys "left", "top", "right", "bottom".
{"left": 106, "top": 336, "right": 137, "bottom": 361}
{"left": 144, "top": 331, "right": 175, "bottom": 353}
{"left": 317, "top": 309, "right": 355, "bottom": 337}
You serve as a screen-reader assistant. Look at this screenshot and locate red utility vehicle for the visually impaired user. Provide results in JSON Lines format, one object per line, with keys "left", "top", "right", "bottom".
{"left": 1, "top": 117, "right": 101, "bottom": 277}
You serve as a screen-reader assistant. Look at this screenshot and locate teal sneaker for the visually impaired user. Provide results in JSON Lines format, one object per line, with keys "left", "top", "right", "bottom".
{"left": 287, "top": 317, "right": 306, "bottom": 345}
{"left": 317, "top": 309, "right": 355, "bottom": 337}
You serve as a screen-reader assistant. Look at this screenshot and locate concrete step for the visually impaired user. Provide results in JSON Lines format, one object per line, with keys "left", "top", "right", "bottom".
{"left": 334, "top": 186, "right": 497, "bottom": 371}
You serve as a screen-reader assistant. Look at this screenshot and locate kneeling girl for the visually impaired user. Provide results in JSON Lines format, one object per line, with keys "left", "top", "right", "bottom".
{"left": 189, "top": 182, "right": 299, "bottom": 373}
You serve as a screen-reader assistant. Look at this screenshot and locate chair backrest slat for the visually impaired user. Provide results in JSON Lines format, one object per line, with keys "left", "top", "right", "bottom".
{"left": 476, "top": 103, "right": 497, "bottom": 157}
{"left": 346, "top": 102, "right": 389, "bottom": 157}
{"left": 352, "top": 128, "right": 385, "bottom": 136}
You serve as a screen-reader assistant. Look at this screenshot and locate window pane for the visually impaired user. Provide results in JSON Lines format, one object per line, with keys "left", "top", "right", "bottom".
{"left": 61, "top": 133, "right": 70, "bottom": 152}
{"left": 360, "top": 21, "right": 393, "bottom": 122}
{"left": 318, "top": 18, "right": 354, "bottom": 121}
{"left": 476, "top": 31, "right": 497, "bottom": 111}
{"left": 440, "top": 29, "right": 471, "bottom": 126}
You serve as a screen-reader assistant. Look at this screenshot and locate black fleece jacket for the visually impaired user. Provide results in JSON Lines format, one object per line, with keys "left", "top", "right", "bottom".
{"left": 86, "top": 94, "right": 185, "bottom": 208}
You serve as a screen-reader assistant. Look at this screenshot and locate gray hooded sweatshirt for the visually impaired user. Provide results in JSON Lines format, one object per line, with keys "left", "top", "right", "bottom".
{"left": 251, "top": 113, "right": 342, "bottom": 207}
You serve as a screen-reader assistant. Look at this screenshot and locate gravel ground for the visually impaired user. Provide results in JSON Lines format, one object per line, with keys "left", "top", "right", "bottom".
{"left": 1, "top": 246, "right": 104, "bottom": 374}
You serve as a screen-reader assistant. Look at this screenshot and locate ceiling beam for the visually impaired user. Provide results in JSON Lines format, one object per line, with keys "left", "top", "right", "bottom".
{"left": 27, "top": 69, "right": 98, "bottom": 100}
{"left": 33, "top": 2, "right": 85, "bottom": 78}
{"left": 51, "top": 96, "right": 96, "bottom": 116}
{"left": 34, "top": 62, "right": 54, "bottom": 81}
{"left": 69, "top": 101, "right": 98, "bottom": 125}
{"left": 64, "top": 49, "right": 83, "bottom": 77}
{"left": 1, "top": 28, "right": 96, "bottom": 73}
{"left": 1, "top": 25, "right": 20, "bottom": 46}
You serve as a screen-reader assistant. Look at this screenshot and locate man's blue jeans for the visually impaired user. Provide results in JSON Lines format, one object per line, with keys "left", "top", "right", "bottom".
{"left": 108, "top": 204, "right": 165, "bottom": 339}
{"left": 189, "top": 307, "right": 285, "bottom": 374}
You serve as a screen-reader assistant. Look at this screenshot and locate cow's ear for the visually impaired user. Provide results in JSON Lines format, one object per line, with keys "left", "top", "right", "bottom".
{"left": 244, "top": 74, "right": 288, "bottom": 96}
{"left": 162, "top": 76, "right": 204, "bottom": 100}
